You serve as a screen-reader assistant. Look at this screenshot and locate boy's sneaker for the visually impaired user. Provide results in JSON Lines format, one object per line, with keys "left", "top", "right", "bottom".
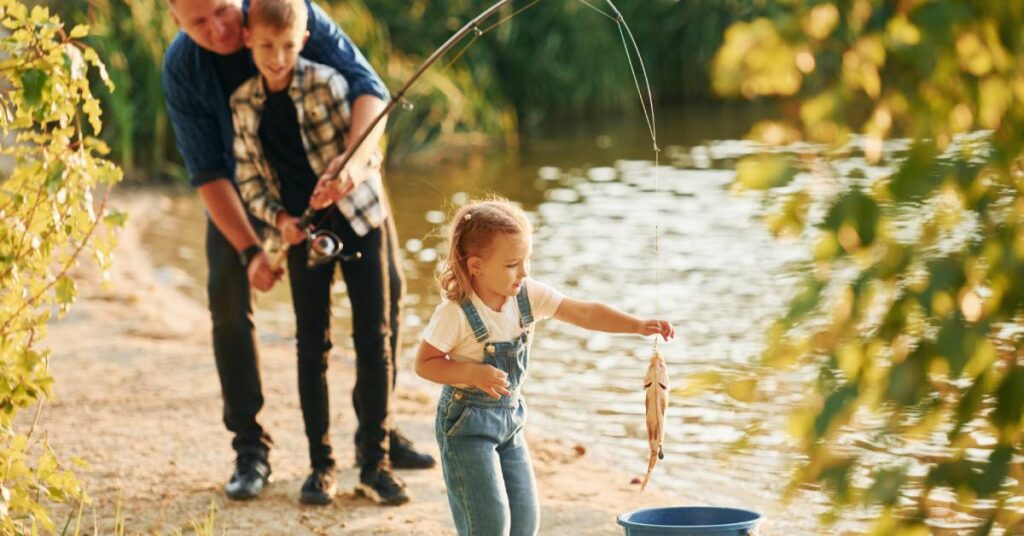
{"left": 355, "top": 461, "right": 410, "bottom": 506}
{"left": 225, "top": 454, "right": 271, "bottom": 500}
{"left": 299, "top": 467, "right": 337, "bottom": 505}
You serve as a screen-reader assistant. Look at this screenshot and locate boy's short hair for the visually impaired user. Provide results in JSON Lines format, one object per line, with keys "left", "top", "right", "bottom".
{"left": 247, "top": 0, "right": 307, "bottom": 30}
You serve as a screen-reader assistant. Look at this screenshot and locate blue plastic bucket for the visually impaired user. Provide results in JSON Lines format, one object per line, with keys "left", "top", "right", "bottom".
{"left": 617, "top": 506, "right": 762, "bottom": 535}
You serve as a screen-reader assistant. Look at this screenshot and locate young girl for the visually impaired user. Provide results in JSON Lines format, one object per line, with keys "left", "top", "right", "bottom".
{"left": 415, "top": 198, "right": 674, "bottom": 535}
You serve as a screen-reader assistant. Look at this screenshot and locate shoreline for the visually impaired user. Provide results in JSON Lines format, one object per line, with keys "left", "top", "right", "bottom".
{"left": 37, "top": 190, "right": 688, "bottom": 534}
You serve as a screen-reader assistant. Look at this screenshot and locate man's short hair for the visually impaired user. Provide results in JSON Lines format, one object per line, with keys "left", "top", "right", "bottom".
{"left": 248, "top": 0, "right": 307, "bottom": 30}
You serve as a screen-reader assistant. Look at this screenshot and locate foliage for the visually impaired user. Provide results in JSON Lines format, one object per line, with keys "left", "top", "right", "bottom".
{"left": 49, "top": 0, "right": 753, "bottom": 172}
{"left": 0, "top": 1, "right": 124, "bottom": 533}
{"left": 714, "top": 1, "right": 1024, "bottom": 533}
{"left": 51, "top": 0, "right": 179, "bottom": 181}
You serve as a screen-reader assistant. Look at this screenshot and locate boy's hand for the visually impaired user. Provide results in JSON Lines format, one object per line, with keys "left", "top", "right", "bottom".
{"left": 639, "top": 319, "right": 675, "bottom": 341}
{"left": 310, "top": 153, "right": 370, "bottom": 209}
{"left": 276, "top": 212, "right": 306, "bottom": 245}
{"left": 471, "top": 364, "right": 511, "bottom": 399}
{"left": 309, "top": 176, "right": 351, "bottom": 210}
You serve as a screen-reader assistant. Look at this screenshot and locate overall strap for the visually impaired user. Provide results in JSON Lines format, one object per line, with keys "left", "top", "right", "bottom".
{"left": 459, "top": 298, "right": 490, "bottom": 342}
{"left": 516, "top": 283, "right": 534, "bottom": 329}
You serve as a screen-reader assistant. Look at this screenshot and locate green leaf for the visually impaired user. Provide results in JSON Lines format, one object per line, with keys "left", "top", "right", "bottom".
{"left": 814, "top": 383, "right": 858, "bottom": 438}
{"left": 886, "top": 142, "right": 941, "bottom": 201}
{"left": 886, "top": 344, "right": 931, "bottom": 406}
{"left": 866, "top": 467, "right": 906, "bottom": 506}
{"left": 20, "top": 68, "right": 47, "bottom": 107}
{"left": 54, "top": 276, "right": 74, "bottom": 308}
{"left": 821, "top": 188, "right": 881, "bottom": 250}
{"left": 973, "top": 445, "right": 1011, "bottom": 497}
{"left": 103, "top": 210, "right": 127, "bottom": 228}
{"left": 44, "top": 162, "right": 63, "bottom": 193}
{"left": 992, "top": 368, "right": 1024, "bottom": 432}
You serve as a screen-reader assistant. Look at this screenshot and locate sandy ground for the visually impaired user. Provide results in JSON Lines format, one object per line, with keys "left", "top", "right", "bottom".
{"left": 35, "top": 191, "right": 686, "bottom": 535}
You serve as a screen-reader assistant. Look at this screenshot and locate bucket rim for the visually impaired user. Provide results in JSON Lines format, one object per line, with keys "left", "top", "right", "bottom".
{"left": 616, "top": 506, "right": 763, "bottom": 530}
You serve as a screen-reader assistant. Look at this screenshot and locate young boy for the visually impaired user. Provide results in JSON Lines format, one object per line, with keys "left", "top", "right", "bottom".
{"left": 230, "top": 0, "right": 415, "bottom": 506}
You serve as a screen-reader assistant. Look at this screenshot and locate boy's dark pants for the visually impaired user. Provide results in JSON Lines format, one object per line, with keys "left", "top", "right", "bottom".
{"left": 206, "top": 218, "right": 274, "bottom": 461}
{"left": 286, "top": 211, "right": 404, "bottom": 470}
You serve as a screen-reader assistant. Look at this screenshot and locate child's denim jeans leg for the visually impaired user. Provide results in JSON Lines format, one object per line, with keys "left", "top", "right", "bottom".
{"left": 436, "top": 393, "right": 539, "bottom": 536}
{"left": 497, "top": 408, "right": 539, "bottom": 535}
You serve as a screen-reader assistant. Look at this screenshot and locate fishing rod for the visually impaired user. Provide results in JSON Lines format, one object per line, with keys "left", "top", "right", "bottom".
{"left": 277, "top": 0, "right": 659, "bottom": 270}
{"left": 275, "top": 0, "right": 523, "bottom": 268}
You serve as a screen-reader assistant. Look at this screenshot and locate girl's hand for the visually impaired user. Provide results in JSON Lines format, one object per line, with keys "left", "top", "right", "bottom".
{"left": 276, "top": 213, "right": 306, "bottom": 245}
{"left": 639, "top": 319, "right": 675, "bottom": 341}
{"left": 471, "top": 364, "right": 511, "bottom": 399}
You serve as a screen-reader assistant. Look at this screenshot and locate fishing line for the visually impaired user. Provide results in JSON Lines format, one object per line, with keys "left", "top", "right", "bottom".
{"left": 599, "top": 0, "right": 661, "bottom": 349}
{"left": 441, "top": 0, "right": 545, "bottom": 73}
{"left": 293, "top": 0, "right": 663, "bottom": 292}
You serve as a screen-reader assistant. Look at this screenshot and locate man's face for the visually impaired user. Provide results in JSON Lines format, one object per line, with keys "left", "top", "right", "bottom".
{"left": 170, "top": 0, "right": 245, "bottom": 55}
{"left": 244, "top": 21, "right": 308, "bottom": 92}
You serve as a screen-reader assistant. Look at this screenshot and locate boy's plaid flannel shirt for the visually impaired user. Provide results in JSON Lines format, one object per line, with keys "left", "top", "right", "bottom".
{"left": 230, "top": 57, "right": 386, "bottom": 236}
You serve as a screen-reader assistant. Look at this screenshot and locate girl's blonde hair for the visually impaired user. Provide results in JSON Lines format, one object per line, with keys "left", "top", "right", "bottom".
{"left": 438, "top": 197, "right": 532, "bottom": 302}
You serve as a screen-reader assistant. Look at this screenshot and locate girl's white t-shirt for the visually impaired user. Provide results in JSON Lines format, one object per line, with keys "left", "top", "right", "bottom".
{"left": 422, "top": 278, "right": 565, "bottom": 363}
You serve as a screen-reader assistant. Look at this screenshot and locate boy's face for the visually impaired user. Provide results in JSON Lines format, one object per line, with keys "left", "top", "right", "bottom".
{"left": 469, "top": 232, "right": 532, "bottom": 302}
{"left": 170, "top": 0, "right": 244, "bottom": 56}
{"left": 244, "top": 20, "right": 309, "bottom": 92}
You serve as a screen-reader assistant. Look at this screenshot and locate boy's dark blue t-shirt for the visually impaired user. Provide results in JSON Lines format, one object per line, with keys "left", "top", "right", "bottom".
{"left": 257, "top": 87, "right": 319, "bottom": 217}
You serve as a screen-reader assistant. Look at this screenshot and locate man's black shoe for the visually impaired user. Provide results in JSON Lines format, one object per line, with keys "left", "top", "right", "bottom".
{"left": 391, "top": 430, "right": 436, "bottom": 469}
{"left": 355, "top": 461, "right": 410, "bottom": 506}
{"left": 299, "top": 467, "right": 337, "bottom": 505}
{"left": 225, "top": 454, "right": 271, "bottom": 500}
{"left": 355, "top": 429, "right": 436, "bottom": 469}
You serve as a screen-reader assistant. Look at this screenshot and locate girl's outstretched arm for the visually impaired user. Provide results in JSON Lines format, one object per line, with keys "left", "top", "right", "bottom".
{"left": 414, "top": 341, "right": 512, "bottom": 399}
{"left": 553, "top": 297, "right": 675, "bottom": 340}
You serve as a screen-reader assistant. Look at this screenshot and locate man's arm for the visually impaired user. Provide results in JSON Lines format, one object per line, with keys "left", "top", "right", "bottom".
{"left": 299, "top": 0, "right": 390, "bottom": 103}
{"left": 163, "top": 40, "right": 281, "bottom": 290}
{"left": 197, "top": 179, "right": 262, "bottom": 252}
{"left": 198, "top": 180, "right": 282, "bottom": 291}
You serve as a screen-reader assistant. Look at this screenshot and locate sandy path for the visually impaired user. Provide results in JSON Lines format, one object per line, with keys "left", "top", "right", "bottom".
{"left": 35, "top": 191, "right": 686, "bottom": 535}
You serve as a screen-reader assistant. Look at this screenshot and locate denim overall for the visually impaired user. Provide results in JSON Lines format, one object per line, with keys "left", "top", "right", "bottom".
{"left": 434, "top": 286, "right": 540, "bottom": 536}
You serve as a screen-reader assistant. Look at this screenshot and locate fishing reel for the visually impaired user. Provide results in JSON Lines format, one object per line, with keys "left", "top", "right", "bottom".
{"left": 304, "top": 227, "right": 361, "bottom": 267}
{"left": 266, "top": 221, "right": 361, "bottom": 270}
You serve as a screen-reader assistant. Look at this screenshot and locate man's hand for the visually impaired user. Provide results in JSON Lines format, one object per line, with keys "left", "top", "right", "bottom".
{"left": 246, "top": 250, "right": 283, "bottom": 292}
{"left": 276, "top": 212, "right": 307, "bottom": 245}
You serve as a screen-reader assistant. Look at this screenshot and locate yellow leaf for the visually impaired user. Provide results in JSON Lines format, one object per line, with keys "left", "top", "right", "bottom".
{"left": 957, "top": 32, "right": 992, "bottom": 76}
{"left": 674, "top": 371, "right": 721, "bottom": 398}
{"left": 885, "top": 15, "right": 921, "bottom": 46}
{"left": 68, "top": 23, "right": 88, "bottom": 39}
{"left": 726, "top": 378, "right": 758, "bottom": 403}
{"left": 803, "top": 4, "right": 839, "bottom": 41}
{"left": 978, "top": 76, "right": 1010, "bottom": 129}
{"left": 733, "top": 154, "right": 796, "bottom": 190}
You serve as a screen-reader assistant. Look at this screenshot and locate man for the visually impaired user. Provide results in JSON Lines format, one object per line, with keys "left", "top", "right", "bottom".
{"left": 162, "top": 0, "right": 434, "bottom": 504}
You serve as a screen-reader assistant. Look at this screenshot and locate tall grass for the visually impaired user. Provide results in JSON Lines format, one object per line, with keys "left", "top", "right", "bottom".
{"left": 51, "top": 0, "right": 754, "bottom": 177}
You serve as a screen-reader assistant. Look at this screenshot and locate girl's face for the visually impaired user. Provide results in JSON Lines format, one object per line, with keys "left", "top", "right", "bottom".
{"left": 468, "top": 232, "right": 532, "bottom": 302}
